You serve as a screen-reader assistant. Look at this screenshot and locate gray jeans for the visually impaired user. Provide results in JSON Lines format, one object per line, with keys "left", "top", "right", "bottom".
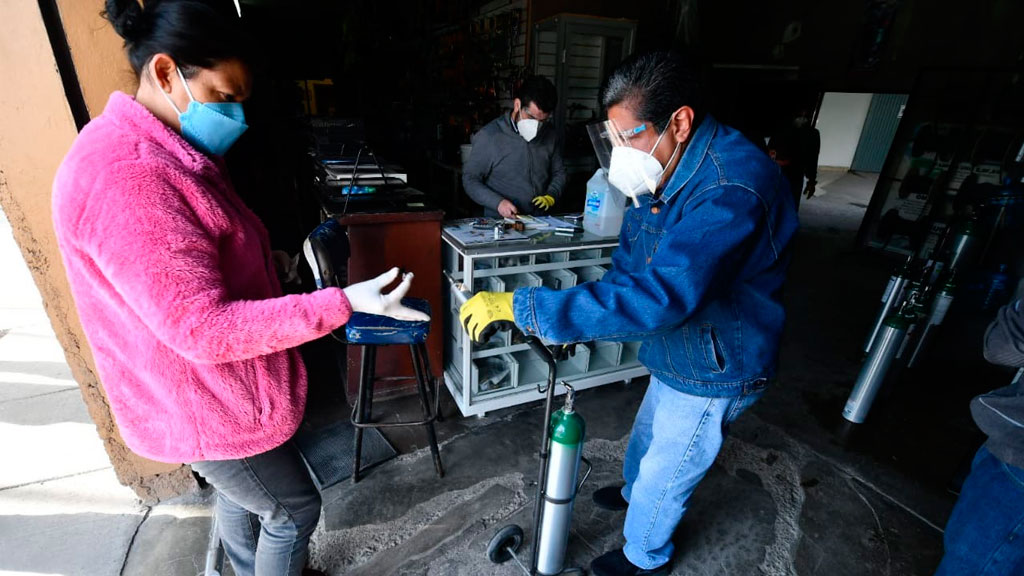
{"left": 191, "top": 441, "right": 321, "bottom": 576}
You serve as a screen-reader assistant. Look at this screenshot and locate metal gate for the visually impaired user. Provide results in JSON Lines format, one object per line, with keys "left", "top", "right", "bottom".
{"left": 850, "top": 93, "right": 908, "bottom": 172}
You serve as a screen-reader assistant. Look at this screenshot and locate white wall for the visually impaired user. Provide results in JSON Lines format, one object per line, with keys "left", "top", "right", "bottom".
{"left": 816, "top": 92, "right": 873, "bottom": 169}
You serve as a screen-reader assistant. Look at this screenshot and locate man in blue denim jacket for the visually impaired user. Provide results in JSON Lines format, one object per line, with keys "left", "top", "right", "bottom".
{"left": 461, "top": 52, "right": 798, "bottom": 576}
{"left": 934, "top": 297, "right": 1024, "bottom": 575}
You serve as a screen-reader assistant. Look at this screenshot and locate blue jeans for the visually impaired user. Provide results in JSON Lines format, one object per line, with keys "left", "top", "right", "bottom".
{"left": 191, "top": 441, "right": 321, "bottom": 576}
{"left": 620, "top": 377, "right": 762, "bottom": 569}
{"left": 935, "top": 446, "right": 1024, "bottom": 575}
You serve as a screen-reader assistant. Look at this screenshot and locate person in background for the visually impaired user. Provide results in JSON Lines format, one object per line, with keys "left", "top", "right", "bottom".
{"left": 934, "top": 297, "right": 1024, "bottom": 575}
{"left": 768, "top": 107, "right": 820, "bottom": 209}
{"left": 463, "top": 75, "right": 565, "bottom": 219}
{"left": 460, "top": 52, "right": 798, "bottom": 576}
{"left": 52, "top": 2, "right": 426, "bottom": 575}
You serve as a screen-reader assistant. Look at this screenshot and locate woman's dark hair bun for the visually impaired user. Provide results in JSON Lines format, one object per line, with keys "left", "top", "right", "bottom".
{"left": 102, "top": 0, "right": 250, "bottom": 76}
{"left": 103, "top": 0, "right": 145, "bottom": 42}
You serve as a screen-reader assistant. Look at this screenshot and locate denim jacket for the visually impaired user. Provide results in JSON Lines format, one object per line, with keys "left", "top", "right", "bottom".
{"left": 513, "top": 116, "right": 798, "bottom": 398}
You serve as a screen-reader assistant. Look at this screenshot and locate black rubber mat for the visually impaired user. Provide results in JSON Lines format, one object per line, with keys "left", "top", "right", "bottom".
{"left": 294, "top": 419, "right": 397, "bottom": 490}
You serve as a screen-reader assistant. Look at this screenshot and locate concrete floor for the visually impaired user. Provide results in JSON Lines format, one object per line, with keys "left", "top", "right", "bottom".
{"left": 1, "top": 170, "right": 966, "bottom": 575}
{"left": 0, "top": 208, "right": 152, "bottom": 576}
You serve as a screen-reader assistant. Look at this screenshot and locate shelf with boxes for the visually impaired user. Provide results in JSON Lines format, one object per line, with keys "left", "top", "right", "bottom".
{"left": 441, "top": 224, "right": 647, "bottom": 417}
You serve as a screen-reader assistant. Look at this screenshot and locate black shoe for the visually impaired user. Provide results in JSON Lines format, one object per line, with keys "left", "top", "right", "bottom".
{"left": 592, "top": 485, "right": 628, "bottom": 511}
{"left": 590, "top": 549, "right": 668, "bottom": 576}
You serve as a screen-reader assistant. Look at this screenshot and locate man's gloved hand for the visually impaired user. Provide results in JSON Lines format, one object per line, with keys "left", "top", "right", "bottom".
{"left": 532, "top": 195, "right": 556, "bottom": 211}
{"left": 343, "top": 268, "right": 431, "bottom": 322}
{"left": 459, "top": 291, "right": 515, "bottom": 343}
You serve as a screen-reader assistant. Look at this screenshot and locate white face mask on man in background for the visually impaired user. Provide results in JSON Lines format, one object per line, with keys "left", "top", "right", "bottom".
{"left": 517, "top": 117, "right": 540, "bottom": 142}
{"left": 512, "top": 100, "right": 543, "bottom": 143}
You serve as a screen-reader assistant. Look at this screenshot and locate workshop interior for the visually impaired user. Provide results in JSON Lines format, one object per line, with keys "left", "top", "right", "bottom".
{"left": 3, "top": 0, "right": 1024, "bottom": 575}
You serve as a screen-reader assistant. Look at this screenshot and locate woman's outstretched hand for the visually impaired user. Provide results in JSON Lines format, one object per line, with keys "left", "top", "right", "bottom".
{"left": 343, "top": 268, "right": 430, "bottom": 322}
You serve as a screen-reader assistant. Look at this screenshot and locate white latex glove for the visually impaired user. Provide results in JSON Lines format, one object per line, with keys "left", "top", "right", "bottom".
{"left": 343, "top": 268, "right": 431, "bottom": 322}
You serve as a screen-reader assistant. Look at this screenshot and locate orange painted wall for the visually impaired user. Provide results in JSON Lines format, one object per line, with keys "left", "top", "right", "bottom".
{"left": 0, "top": 1, "right": 194, "bottom": 500}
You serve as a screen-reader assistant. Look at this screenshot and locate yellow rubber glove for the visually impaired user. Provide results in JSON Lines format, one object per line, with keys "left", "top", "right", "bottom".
{"left": 532, "top": 195, "right": 556, "bottom": 211}
{"left": 459, "top": 291, "right": 515, "bottom": 344}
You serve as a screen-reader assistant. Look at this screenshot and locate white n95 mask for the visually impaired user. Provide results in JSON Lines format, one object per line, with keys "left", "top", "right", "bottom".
{"left": 517, "top": 118, "right": 540, "bottom": 142}
{"left": 607, "top": 126, "right": 680, "bottom": 206}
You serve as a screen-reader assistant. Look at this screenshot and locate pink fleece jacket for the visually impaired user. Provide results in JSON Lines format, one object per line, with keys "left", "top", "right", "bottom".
{"left": 52, "top": 92, "right": 352, "bottom": 463}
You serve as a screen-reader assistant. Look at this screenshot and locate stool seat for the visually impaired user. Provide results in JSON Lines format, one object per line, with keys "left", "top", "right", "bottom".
{"left": 345, "top": 298, "right": 431, "bottom": 345}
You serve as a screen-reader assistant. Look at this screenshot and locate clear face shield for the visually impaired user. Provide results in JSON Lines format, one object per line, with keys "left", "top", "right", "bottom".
{"left": 587, "top": 119, "right": 673, "bottom": 207}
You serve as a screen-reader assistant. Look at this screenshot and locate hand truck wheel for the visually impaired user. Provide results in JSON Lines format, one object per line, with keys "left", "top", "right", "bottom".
{"left": 487, "top": 524, "right": 525, "bottom": 564}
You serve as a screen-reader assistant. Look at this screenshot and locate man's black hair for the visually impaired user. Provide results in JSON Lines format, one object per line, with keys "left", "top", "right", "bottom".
{"left": 602, "top": 51, "right": 704, "bottom": 131}
{"left": 516, "top": 76, "right": 558, "bottom": 114}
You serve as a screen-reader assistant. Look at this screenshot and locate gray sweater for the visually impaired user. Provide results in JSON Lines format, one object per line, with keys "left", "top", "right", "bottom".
{"left": 463, "top": 114, "right": 566, "bottom": 217}
{"left": 975, "top": 299, "right": 1024, "bottom": 469}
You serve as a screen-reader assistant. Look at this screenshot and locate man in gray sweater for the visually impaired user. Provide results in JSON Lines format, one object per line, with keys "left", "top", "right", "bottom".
{"left": 463, "top": 76, "right": 565, "bottom": 218}
{"left": 935, "top": 298, "right": 1024, "bottom": 574}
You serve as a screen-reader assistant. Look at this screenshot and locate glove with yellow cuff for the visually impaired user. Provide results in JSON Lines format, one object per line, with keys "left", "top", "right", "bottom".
{"left": 532, "top": 195, "right": 556, "bottom": 211}
{"left": 459, "top": 291, "right": 515, "bottom": 344}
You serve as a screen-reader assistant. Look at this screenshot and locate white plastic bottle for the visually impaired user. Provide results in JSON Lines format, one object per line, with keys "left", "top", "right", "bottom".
{"left": 583, "top": 168, "right": 626, "bottom": 237}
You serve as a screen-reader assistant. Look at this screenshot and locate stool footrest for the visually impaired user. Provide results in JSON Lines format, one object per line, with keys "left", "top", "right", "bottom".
{"left": 351, "top": 414, "right": 439, "bottom": 429}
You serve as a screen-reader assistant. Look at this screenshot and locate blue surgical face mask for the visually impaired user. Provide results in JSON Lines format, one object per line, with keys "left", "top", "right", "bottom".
{"left": 160, "top": 67, "right": 248, "bottom": 156}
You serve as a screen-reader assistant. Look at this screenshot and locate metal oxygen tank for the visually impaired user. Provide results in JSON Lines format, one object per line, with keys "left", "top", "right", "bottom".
{"left": 907, "top": 275, "right": 957, "bottom": 368}
{"left": 865, "top": 256, "right": 914, "bottom": 355}
{"left": 947, "top": 216, "right": 983, "bottom": 272}
{"left": 536, "top": 385, "right": 586, "bottom": 576}
{"left": 892, "top": 256, "right": 938, "bottom": 359}
{"left": 895, "top": 284, "right": 928, "bottom": 362}
{"left": 844, "top": 310, "right": 913, "bottom": 424}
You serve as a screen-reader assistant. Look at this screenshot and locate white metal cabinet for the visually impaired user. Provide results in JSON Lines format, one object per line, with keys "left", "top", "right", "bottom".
{"left": 442, "top": 222, "right": 646, "bottom": 417}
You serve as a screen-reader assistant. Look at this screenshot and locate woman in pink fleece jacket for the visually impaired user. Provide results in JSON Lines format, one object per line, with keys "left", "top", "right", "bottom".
{"left": 52, "top": 2, "right": 427, "bottom": 575}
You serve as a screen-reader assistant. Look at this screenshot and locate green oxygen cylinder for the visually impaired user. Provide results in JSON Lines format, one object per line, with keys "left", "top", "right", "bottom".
{"left": 865, "top": 256, "right": 914, "bottom": 355}
{"left": 896, "top": 290, "right": 928, "bottom": 361}
{"left": 844, "top": 311, "right": 913, "bottom": 424}
{"left": 948, "top": 217, "right": 982, "bottom": 272}
{"left": 535, "top": 386, "right": 586, "bottom": 576}
{"left": 907, "top": 276, "right": 957, "bottom": 368}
